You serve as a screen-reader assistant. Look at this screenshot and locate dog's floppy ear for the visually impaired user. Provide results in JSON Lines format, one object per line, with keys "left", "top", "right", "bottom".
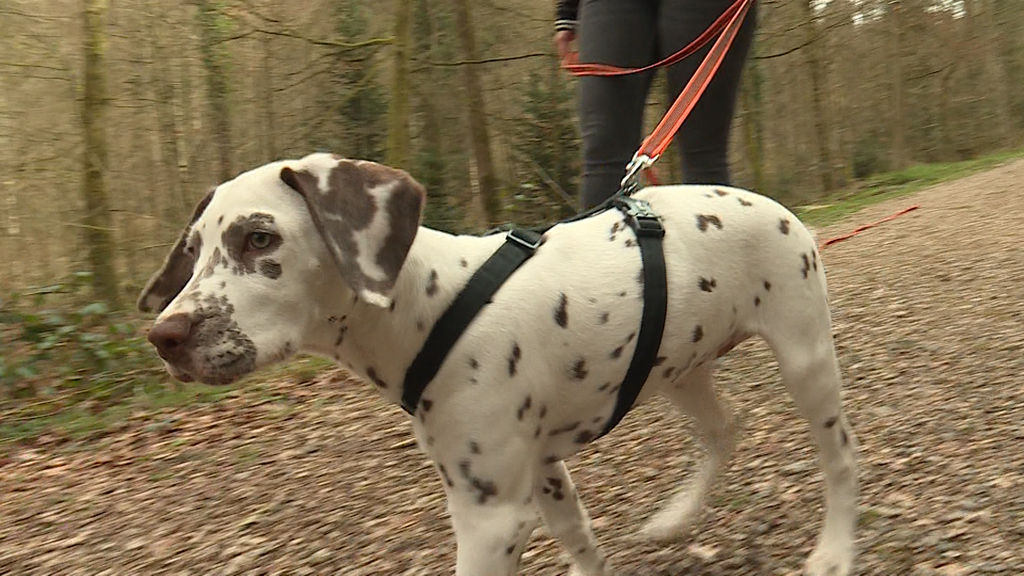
{"left": 136, "top": 190, "right": 215, "bottom": 313}
{"left": 280, "top": 154, "right": 425, "bottom": 308}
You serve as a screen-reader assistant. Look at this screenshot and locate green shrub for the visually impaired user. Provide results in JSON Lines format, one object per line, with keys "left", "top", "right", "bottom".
{"left": 0, "top": 272, "right": 167, "bottom": 439}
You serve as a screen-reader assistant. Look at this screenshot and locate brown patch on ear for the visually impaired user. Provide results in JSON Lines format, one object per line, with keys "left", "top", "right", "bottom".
{"left": 136, "top": 190, "right": 215, "bottom": 313}
{"left": 280, "top": 158, "right": 425, "bottom": 306}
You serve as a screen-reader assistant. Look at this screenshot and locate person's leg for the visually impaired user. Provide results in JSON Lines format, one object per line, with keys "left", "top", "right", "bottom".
{"left": 576, "top": 0, "right": 658, "bottom": 209}
{"left": 658, "top": 0, "right": 758, "bottom": 185}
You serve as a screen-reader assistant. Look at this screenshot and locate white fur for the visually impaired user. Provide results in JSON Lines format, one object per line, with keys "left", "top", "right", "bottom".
{"left": 149, "top": 154, "right": 859, "bottom": 576}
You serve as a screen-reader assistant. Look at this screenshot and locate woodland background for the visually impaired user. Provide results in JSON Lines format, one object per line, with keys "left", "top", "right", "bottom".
{"left": 1, "top": 0, "right": 1022, "bottom": 302}
{"left": 0, "top": 0, "right": 1022, "bottom": 420}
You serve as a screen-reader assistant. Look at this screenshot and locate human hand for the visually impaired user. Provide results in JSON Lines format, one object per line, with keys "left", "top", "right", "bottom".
{"left": 554, "top": 30, "right": 576, "bottom": 63}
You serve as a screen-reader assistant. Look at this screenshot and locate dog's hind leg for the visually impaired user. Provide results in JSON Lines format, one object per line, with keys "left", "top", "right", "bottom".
{"left": 760, "top": 288, "right": 858, "bottom": 576}
{"left": 534, "top": 460, "right": 611, "bottom": 576}
{"left": 640, "top": 361, "right": 736, "bottom": 542}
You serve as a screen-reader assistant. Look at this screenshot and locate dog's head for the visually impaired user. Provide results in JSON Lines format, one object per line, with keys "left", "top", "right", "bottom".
{"left": 137, "top": 153, "right": 425, "bottom": 385}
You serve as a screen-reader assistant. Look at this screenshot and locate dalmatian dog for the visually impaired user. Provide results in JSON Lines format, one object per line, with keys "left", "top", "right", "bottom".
{"left": 138, "top": 152, "right": 858, "bottom": 576}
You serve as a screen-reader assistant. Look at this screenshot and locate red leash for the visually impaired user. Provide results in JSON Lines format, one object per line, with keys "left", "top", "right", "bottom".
{"left": 817, "top": 205, "right": 921, "bottom": 251}
{"left": 562, "top": 0, "right": 754, "bottom": 187}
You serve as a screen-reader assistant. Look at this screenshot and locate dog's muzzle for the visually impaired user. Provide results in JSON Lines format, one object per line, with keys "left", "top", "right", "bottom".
{"left": 147, "top": 312, "right": 256, "bottom": 385}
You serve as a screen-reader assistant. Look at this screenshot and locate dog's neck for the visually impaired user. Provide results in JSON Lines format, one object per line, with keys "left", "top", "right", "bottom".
{"left": 303, "top": 227, "right": 497, "bottom": 407}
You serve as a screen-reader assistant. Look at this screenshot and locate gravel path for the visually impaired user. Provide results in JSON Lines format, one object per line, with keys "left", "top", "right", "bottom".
{"left": 2, "top": 160, "right": 1023, "bottom": 575}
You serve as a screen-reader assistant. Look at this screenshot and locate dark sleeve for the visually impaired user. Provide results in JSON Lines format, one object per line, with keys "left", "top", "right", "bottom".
{"left": 555, "top": 0, "right": 579, "bottom": 31}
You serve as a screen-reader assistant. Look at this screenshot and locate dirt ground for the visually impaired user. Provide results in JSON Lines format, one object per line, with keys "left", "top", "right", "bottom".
{"left": 2, "top": 160, "right": 1023, "bottom": 576}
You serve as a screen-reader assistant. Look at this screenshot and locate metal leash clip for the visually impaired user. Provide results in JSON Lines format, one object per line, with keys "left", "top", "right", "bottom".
{"left": 620, "top": 153, "right": 658, "bottom": 191}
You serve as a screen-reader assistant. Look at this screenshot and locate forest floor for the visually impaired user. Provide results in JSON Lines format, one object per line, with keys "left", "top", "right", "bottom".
{"left": 2, "top": 159, "right": 1023, "bottom": 575}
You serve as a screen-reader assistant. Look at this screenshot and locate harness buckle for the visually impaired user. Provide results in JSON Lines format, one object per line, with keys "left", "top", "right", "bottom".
{"left": 613, "top": 197, "right": 665, "bottom": 239}
{"left": 506, "top": 228, "right": 544, "bottom": 252}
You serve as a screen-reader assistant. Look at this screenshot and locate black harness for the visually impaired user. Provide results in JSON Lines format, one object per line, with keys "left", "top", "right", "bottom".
{"left": 400, "top": 188, "right": 667, "bottom": 441}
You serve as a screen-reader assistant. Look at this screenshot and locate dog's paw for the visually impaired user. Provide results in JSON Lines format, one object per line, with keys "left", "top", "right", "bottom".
{"left": 804, "top": 542, "right": 854, "bottom": 576}
{"left": 637, "top": 494, "right": 702, "bottom": 543}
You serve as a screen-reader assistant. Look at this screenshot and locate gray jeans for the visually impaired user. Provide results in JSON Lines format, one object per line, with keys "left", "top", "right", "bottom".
{"left": 576, "top": 0, "right": 757, "bottom": 209}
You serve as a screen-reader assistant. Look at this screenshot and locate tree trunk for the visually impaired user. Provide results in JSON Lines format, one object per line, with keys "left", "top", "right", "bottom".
{"left": 81, "top": 0, "right": 120, "bottom": 307}
{"left": 386, "top": 0, "right": 411, "bottom": 169}
{"left": 413, "top": 0, "right": 444, "bottom": 190}
{"left": 148, "top": 0, "right": 188, "bottom": 222}
{"left": 740, "top": 54, "right": 766, "bottom": 193}
{"left": 888, "top": 0, "right": 907, "bottom": 170}
{"left": 196, "top": 0, "right": 232, "bottom": 182}
{"left": 261, "top": 34, "right": 277, "bottom": 162}
{"left": 452, "top": 0, "right": 501, "bottom": 225}
{"left": 802, "top": 0, "right": 834, "bottom": 192}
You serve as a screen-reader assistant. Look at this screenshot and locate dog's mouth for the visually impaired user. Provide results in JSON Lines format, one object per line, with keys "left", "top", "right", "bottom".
{"left": 161, "top": 351, "right": 254, "bottom": 386}
{"left": 154, "top": 329, "right": 258, "bottom": 386}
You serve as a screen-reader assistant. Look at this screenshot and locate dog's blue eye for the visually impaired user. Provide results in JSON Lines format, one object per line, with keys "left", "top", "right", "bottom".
{"left": 248, "top": 232, "right": 273, "bottom": 250}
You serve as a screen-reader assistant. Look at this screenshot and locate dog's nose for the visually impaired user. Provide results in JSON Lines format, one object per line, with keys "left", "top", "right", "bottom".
{"left": 148, "top": 313, "right": 194, "bottom": 358}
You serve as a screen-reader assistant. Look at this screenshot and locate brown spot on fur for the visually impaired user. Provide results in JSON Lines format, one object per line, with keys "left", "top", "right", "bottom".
{"left": 366, "top": 367, "right": 388, "bottom": 388}
{"left": 508, "top": 343, "right": 522, "bottom": 376}
{"left": 548, "top": 421, "right": 580, "bottom": 435}
{"left": 258, "top": 259, "right": 282, "bottom": 279}
{"left": 692, "top": 325, "right": 704, "bottom": 343}
{"left": 426, "top": 269, "right": 439, "bottom": 296}
{"left": 554, "top": 292, "right": 569, "bottom": 328}
{"left": 438, "top": 464, "right": 454, "bottom": 487}
{"left": 696, "top": 214, "right": 723, "bottom": 232}
{"left": 574, "top": 430, "right": 596, "bottom": 444}
{"left": 779, "top": 218, "right": 791, "bottom": 235}
{"left": 571, "top": 358, "right": 588, "bottom": 380}
{"left": 517, "top": 396, "right": 532, "bottom": 420}
{"left": 699, "top": 277, "right": 717, "bottom": 292}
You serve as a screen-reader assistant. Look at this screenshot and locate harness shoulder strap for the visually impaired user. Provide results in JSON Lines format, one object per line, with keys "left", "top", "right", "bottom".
{"left": 598, "top": 196, "right": 668, "bottom": 438}
{"left": 401, "top": 228, "right": 544, "bottom": 414}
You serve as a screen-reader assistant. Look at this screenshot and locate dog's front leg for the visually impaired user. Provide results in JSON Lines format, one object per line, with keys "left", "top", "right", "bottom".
{"left": 535, "top": 460, "right": 611, "bottom": 576}
{"left": 436, "top": 457, "right": 538, "bottom": 576}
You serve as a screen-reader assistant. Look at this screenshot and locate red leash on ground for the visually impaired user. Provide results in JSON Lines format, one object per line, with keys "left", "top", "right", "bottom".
{"left": 817, "top": 205, "right": 920, "bottom": 251}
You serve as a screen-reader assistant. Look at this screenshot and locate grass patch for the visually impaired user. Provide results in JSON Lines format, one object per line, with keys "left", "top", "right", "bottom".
{"left": 794, "top": 147, "right": 1024, "bottom": 227}
{"left": 0, "top": 358, "right": 336, "bottom": 448}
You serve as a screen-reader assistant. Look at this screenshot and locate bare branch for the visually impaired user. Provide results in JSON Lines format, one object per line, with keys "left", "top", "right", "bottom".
{"left": 219, "top": 27, "right": 392, "bottom": 51}
{"left": 418, "top": 52, "right": 551, "bottom": 68}
{"left": 0, "top": 61, "right": 68, "bottom": 72}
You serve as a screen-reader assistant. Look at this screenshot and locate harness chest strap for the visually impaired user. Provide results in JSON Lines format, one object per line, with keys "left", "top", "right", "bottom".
{"left": 400, "top": 198, "right": 667, "bottom": 442}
